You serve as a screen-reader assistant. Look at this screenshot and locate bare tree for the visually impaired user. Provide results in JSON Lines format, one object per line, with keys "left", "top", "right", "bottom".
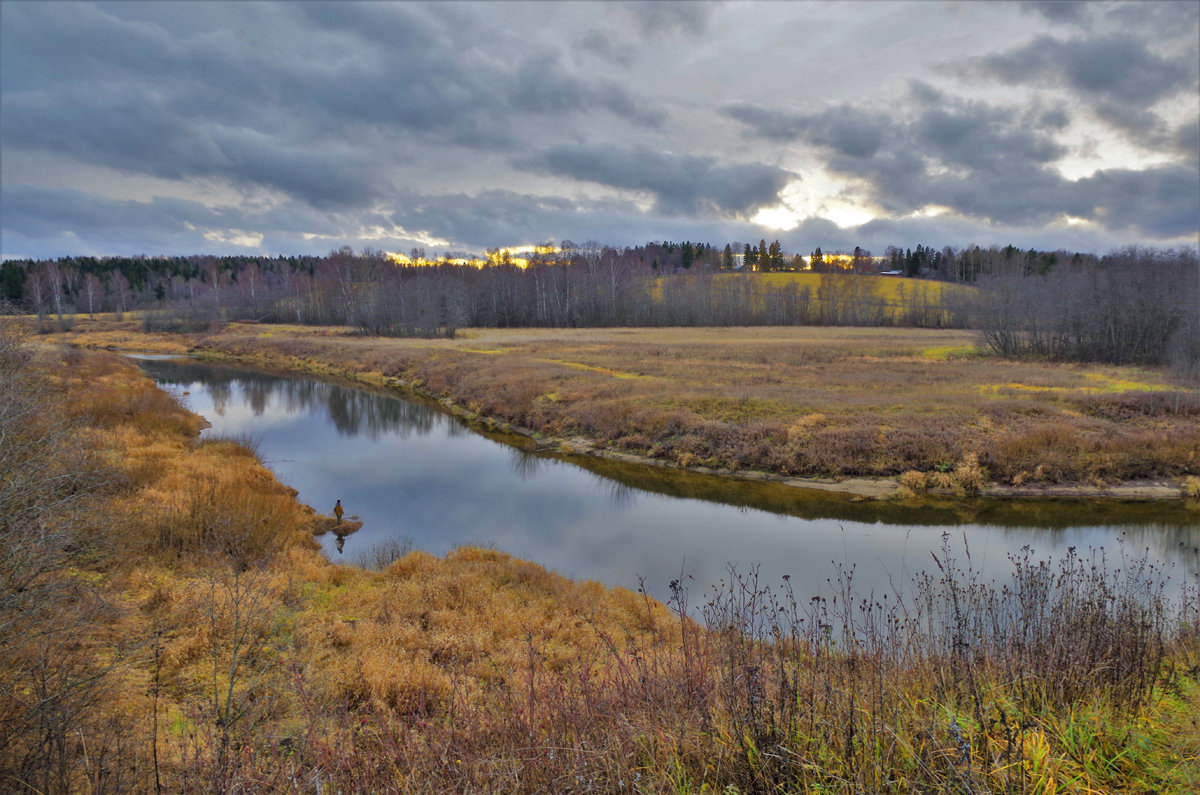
{"left": 82, "top": 274, "right": 102, "bottom": 320}
{"left": 0, "top": 334, "right": 123, "bottom": 792}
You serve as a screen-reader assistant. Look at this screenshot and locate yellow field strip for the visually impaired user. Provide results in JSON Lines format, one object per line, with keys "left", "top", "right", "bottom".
{"left": 535, "top": 358, "right": 651, "bottom": 379}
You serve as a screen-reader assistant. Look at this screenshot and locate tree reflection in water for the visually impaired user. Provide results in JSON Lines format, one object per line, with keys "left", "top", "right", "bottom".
{"left": 507, "top": 447, "right": 542, "bottom": 481}
{"left": 143, "top": 359, "right": 442, "bottom": 440}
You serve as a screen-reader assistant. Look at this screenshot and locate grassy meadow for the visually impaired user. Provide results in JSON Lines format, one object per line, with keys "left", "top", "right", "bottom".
{"left": 39, "top": 317, "right": 1200, "bottom": 495}
{"left": 695, "top": 271, "right": 974, "bottom": 318}
{"left": 2, "top": 333, "right": 1199, "bottom": 792}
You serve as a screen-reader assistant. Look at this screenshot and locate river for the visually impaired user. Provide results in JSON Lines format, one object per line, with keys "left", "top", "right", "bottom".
{"left": 136, "top": 356, "right": 1200, "bottom": 608}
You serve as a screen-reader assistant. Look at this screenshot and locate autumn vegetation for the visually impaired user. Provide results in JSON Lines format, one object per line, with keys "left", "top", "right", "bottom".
{"left": 2, "top": 329, "right": 1200, "bottom": 792}
{"left": 5, "top": 241, "right": 1197, "bottom": 494}
{"left": 3, "top": 241, "right": 1199, "bottom": 790}
{"left": 36, "top": 319, "right": 1200, "bottom": 495}
{"left": 4, "top": 243, "right": 1196, "bottom": 372}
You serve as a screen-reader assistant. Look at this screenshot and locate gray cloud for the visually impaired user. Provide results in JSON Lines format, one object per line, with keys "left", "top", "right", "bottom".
{"left": 515, "top": 144, "right": 792, "bottom": 217}
{"left": 1037, "top": 107, "right": 1072, "bottom": 131}
{"left": 1, "top": 183, "right": 250, "bottom": 255}
{"left": 1176, "top": 119, "right": 1200, "bottom": 158}
{"left": 611, "top": 1, "right": 716, "bottom": 37}
{"left": 950, "top": 6, "right": 1200, "bottom": 151}
{"left": 975, "top": 34, "right": 1193, "bottom": 108}
{"left": 723, "top": 103, "right": 887, "bottom": 159}
{"left": 729, "top": 84, "right": 1196, "bottom": 239}
{"left": 508, "top": 52, "right": 665, "bottom": 126}
{"left": 1, "top": 2, "right": 664, "bottom": 211}
{"left": 386, "top": 188, "right": 772, "bottom": 253}
{"left": 2, "top": 1, "right": 1195, "bottom": 259}
{"left": 1, "top": 181, "right": 766, "bottom": 259}
{"left": 1019, "top": 1, "right": 1092, "bottom": 25}
{"left": 1101, "top": 1, "right": 1200, "bottom": 40}
{"left": 1075, "top": 164, "right": 1200, "bottom": 238}
{"left": 2, "top": 83, "right": 387, "bottom": 209}
{"left": 1020, "top": 2, "right": 1200, "bottom": 44}
{"left": 576, "top": 29, "right": 637, "bottom": 66}
{"left": 911, "top": 91, "right": 1067, "bottom": 171}
{"left": 725, "top": 92, "right": 1067, "bottom": 171}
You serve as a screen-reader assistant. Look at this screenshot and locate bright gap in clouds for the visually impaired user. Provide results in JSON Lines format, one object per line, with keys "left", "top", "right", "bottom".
{"left": 204, "top": 229, "right": 264, "bottom": 248}
{"left": 751, "top": 205, "right": 801, "bottom": 231}
{"left": 910, "top": 205, "right": 952, "bottom": 219}
{"left": 752, "top": 177, "right": 877, "bottom": 232}
{"left": 1051, "top": 113, "right": 1189, "bottom": 181}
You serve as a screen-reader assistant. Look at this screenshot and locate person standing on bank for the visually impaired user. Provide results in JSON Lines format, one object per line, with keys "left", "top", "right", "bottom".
{"left": 334, "top": 499, "right": 344, "bottom": 524}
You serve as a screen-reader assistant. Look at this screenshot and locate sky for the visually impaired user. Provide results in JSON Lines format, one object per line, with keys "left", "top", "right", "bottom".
{"left": 1, "top": 0, "right": 1197, "bottom": 260}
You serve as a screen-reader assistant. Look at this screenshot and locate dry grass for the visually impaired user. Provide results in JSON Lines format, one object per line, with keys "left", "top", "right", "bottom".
{"left": 44, "top": 319, "right": 1200, "bottom": 489}
{"left": 0, "top": 340, "right": 686, "bottom": 791}
{"left": 2, "top": 337, "right": 1198, "bottom": 793}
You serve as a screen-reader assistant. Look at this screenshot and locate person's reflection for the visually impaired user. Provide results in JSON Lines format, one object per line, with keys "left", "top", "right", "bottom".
{"left": 335, "top": 534, "right": 346, "bottom": 554}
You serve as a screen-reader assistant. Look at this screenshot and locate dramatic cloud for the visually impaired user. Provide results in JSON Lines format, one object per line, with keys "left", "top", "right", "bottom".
{"left": 729, "top": 81, "right": 1197, "bottom": 240}
{"left": 385, "top": 188, "right": 762, "bottom": 252}
{"left": 973, "top": 34, "right": 1193, "bottom": 109}
{"left": 515, "top": 144, "right": 793, "bottom": 216}
{"left": 1, "top": 1, "right": 1196, "bottom": 259}
{"left": 960, "top": 11, "right": 1199, "bottom": 150}
{"left": 1, "top": 1, "right": 663, "bottom": 210}
{"left": 723, "top": 103, "right": 888, "bottom": 159}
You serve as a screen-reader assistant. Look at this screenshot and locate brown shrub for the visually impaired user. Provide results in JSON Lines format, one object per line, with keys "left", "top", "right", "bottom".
{"left": 952, "top": 452, "right": 986, "bottom": 496}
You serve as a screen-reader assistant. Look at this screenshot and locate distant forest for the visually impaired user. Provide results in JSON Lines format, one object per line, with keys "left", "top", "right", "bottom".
{"left": 2, "top": 241, "right": 1197, "bottom": 376}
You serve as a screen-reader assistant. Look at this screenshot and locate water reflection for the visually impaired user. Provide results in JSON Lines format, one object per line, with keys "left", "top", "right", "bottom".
{"left": 507, "top": 447, "right": 544, "bottom": 481}
{"left": 137, "top": 357, "right": 1200, "bottom": 607}
{"left": 146, "top": 360, "right": 442, "bottom": 440}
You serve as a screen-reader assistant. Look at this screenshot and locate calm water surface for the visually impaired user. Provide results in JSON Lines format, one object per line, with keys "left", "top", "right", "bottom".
{"left": 137, "top": 357, "right": 1200, "bottom": 607}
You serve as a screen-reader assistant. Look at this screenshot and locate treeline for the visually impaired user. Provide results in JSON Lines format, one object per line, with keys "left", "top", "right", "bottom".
{"left": 3, "top": 243, "right": 1197, "bottom": 373}
{"left": 0, "top": 243, "right": 967, "bottom": 334}
{"left": 975, "top": 246, "right": 1200, "bottom": 373}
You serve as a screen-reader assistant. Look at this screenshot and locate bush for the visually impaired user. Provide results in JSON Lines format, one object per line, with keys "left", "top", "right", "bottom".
{"left": 952, "top": 451, "right": 986, "bottom": 495}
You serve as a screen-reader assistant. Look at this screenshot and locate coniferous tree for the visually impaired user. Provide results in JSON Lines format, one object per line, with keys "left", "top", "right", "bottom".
{"left": 769, "top": 240, "right": 783, "bottom": 270}
{"left": 680, "top": 241, "right": 695, "bottom": 269}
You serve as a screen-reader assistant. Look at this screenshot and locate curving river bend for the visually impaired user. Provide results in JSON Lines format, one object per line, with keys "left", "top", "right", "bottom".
{"left": 136, "top": 356, "right": 1200, "bottom": 608}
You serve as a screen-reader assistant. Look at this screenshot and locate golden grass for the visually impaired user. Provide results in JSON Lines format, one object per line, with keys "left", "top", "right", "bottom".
{"left": 744, "top": 270, "right": 975, "bottom": 301}
{"left": 920, "top": 344, "right": 977, "bottom": 360}
{"left": 534, "top": 357, "right": 650, "bottom": 379}
{"left": 2, "top": 341, "right": 688, "bottom": 791}
{"left": 4, "top": 338, "right": 1197, "bottom": 792}
{"left": 648, "top": 272, "right": 976, "bottom": 322}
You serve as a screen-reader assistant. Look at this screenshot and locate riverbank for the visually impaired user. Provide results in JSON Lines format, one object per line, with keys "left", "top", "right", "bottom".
{"left": 34, "top": 318, "right": 1200, "bottom": 501}
{"left": 1, "top": 338, "right": 683, "bottom": 791}
{"left": 5, "top": 336, "right": 1199, "bottom": 792}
